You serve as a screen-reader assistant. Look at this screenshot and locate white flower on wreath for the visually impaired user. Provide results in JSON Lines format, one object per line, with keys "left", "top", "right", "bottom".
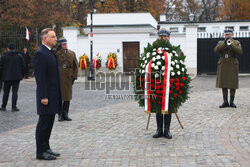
{"left": 177, "top": 71, "right": 181, "bottom": 75}
{"left": 144, "top": 60, "right": 147, "bottom": 64}
{"left": 153, "top": 48, "right": 156, "bottom": 51}
{"left": 139, "top": 69, "right": 141, "bottom": 73}
{"left": 155, "top": 73, "right": 160, "bottom": 78}
{"left": 168, "top": 53, "right": 173, "bottom": 57}
{"left": 162, "top": 66, "right": 165, "bottom": 70}
{"left": 152, "top": 57, "right": 156, "bottom": 62}
{"left": 173, "top": 50, "right": 177, "bottom": 54}
{"left": 152, "top": 52, "right": 156, "bottom": 56}
{"left": 176, "top": 64, "right": 180, "bottom": 69}
{"left": 142, "top": 70, "right": 145, "bottom": 74}
{"left": 142, "top": 64, "right": 145, "bottom": 68}
{"left": 146, "top": 53, "right": 150, "bottom": 58}
{"left": 157, "top": 47, "right": 162, "bottom": 51}
{"left": 180, "top": 60, "right": 184, "bottom": 64}
{"left": 182, "top": 68, "right": 185, "bottom": 72}
{"left": 162, "top": 56, "right": 165, "bottom": 60}
{"left": 154, "top": 66, "right": 159, "bottom": 70}
{"left": 151, "top": 63, "right": 155, "bottom": 68}
{"left": 156, "top": 61, "right": 161, "bottom": 66}
{"left": 175, "top": 60, "right": 178, "bottom": 63}
{"left": 170, "top": 67, "right": 173, "bottom": 71}
{"left": 165, "top": 48, "right": 169, "bottom": 51}
{"left": 142, "top": 57, "right": 145, "bottom": 60}
{"left": 171, "top": 61, "right": 175, "bottom": 66}
{"left": 171, "top": 72, "right": 175, "bottom": 76}
{"left": 156, "top": 55, "right": 161, "bottom": 60}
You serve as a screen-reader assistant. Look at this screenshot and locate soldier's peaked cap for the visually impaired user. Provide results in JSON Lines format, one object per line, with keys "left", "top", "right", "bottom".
{"left": 58, "top": 37, "right": 67, "bottom": 44}
{"left": 158, "top": 28, "right": 171, "bottom": 36}
{"left": 224, "top": 27, "right": 233, "bottom": 34}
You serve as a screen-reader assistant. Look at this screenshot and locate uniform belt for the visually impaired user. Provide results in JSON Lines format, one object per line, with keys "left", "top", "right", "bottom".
{"left": 223, "top": 54, "right": 233, "bottom": 58}
{"left": 60, "top": 65, "right": 72, "bottom": 69}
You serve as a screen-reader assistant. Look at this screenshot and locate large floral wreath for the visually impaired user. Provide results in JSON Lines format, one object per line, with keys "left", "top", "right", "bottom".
{"left": 79, "top": 54, "right": 89, "bottom": 70}
{"left": 93, "top": 53, "right": 102, "bottom": 69}
{"left": 134, "top": 39, "right": 191, "bottom": 114}
{"left": 106, "top": 53, "right": 118, "bottom": 70}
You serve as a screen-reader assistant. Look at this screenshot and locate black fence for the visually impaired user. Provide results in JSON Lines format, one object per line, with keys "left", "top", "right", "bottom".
{"left": 197, "top": 37, "right": 250, "bottom": 74}
{"left": 0, "top": 28, "right": 40, "bottom": 55}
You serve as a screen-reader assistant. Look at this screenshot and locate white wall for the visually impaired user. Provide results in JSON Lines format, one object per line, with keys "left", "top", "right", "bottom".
{"left": 75, "top": 32, "right": 157, "bottom": 72}
{"left": 159, "top": 20, "right": 250, "bottom": 34}
{"left": 62, "top": 27, "right": 80, "bottom": 54}
{"left": 77, "top": 36, "right": 89, "bottom": 58}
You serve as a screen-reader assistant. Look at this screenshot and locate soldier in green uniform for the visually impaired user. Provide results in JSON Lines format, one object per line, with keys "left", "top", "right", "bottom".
{"left": 153, "top": 28, "right": 172, "bottom": 139}
{"left": 214, "top": 28, "right": 243, "bottom": 108}
{"left": 56, "top": 37, "right": 78, "bottom": 121}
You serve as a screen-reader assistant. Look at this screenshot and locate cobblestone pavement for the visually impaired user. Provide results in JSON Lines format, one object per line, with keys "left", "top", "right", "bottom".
{"left": 0, "top": 76, "right": 250, "bottom": 167}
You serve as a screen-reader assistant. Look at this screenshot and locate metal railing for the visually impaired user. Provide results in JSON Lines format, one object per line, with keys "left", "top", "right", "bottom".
{"left": 197, "top": 31, "right": 250, "bottom": 38}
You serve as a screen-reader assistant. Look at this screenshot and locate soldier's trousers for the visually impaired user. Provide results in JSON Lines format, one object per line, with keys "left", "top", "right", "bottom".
{"left": 222, "top": 88, "right": 236, "bottom": 96}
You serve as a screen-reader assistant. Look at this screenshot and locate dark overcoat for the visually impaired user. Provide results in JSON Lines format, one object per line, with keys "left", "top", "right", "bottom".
{"left": 0, "top": 50, "right": 25, "bottom": 81}
{"left": 55, "top": 49, "right": 78, "bottom": 101}
{"left": 214, "top": 39, "right": 243, "bottom": 89}
{"left": 33, "top": 45, "right": 62, "bottom": 115}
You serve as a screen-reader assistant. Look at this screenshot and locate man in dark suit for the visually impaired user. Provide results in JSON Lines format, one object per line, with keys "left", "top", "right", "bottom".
{"left": 22, "top": 47, "right": 31, "bottom": 79}
{"left": 33, "top": 28, "right": 62, "bottom": 160}
{"left": 0, "top": 43, "right": 25, "bottom": 112}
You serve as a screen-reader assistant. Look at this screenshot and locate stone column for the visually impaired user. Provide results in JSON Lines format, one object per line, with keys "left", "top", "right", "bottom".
{"left": 184, "top": 24, "right": 198, "bottom": 75}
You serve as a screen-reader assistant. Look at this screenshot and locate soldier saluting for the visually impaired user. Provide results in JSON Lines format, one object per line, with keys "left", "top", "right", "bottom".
{"left": 214, "top": 27, "right": 243, "bottom": 108}
{"left": 55, "top": 37, "right": 78, "bottom": 121}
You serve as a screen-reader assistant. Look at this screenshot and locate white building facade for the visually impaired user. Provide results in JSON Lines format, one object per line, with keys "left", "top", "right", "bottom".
{"left": 63, "top": 13, "right": 250, "bottom": 75}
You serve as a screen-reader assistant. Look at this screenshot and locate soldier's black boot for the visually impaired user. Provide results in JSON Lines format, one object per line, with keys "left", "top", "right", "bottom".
{"left": 163, "top": 114, "right": 172, "bottom": 139}
{"left": 63, "top": 101, "right": 72, "bottom": 121}
{"left": 153, "top": 113, "right": 163, "bottom": 138}
{"left": 230, "top": 96, "right": 236, "bottom": 108}
{"left": 219, "top": 96, "right": 229, "bottom": 108}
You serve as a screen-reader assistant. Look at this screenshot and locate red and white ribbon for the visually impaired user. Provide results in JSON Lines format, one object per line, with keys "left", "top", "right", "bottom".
{"left": 144, "top": 52, "right": 171, "bottom": 114}
{"left": 161, "top": 52, "right": 171, "bottom": 114}
{"left": 144, "top": 59, "right": 152, "bottom": 114}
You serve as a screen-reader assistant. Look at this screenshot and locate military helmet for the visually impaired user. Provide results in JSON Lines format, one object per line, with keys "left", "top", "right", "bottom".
{"left": 158, "top": 28, "right": 171, "bottom": 37}
{"left": 58, "top": 37, "right": 67, "bottom": 44}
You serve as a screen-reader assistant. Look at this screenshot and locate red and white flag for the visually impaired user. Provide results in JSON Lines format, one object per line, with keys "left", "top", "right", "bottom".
{"left": 25, "top": 27, "right": 30, "bottom": 41}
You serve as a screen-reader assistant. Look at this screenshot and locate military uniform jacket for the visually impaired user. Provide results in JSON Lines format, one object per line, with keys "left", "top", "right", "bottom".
{"left": 56, "top": 49, "right": 78, "bottom": 101}
{"left": 214, "top": 39, "right": 243, "bottom": 89}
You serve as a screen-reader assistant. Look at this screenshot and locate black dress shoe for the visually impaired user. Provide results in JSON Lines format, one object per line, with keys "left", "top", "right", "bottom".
{"left": 36, "top": 152, "right": 56, "bottom": 160}
{"left": 46, "top": 149, "right": 60, "bottom": 157}
{"left": 12, "top": 107, "right": 20, "bottom": 112}
{"left": 0, "top": 107, "right": 6, "bottom": 111}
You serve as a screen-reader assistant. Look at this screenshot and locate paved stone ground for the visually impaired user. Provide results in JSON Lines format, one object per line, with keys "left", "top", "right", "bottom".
{"left": 0, "top": 76, "right": 249, "bottom": 167}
